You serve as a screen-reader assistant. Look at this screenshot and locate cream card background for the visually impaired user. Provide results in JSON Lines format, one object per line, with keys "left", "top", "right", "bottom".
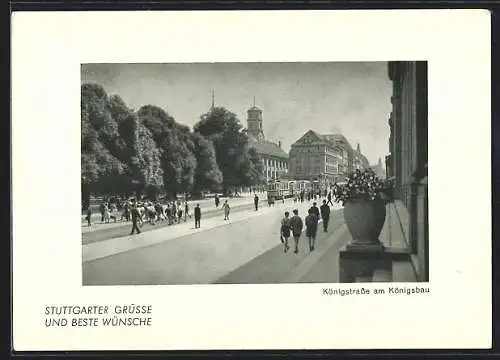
{"left": 12, "top": 10, "right": 491, "bottom": 350}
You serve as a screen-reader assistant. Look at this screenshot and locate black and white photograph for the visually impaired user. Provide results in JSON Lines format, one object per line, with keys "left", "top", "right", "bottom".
{"left": 12, "top": 10, "right": 490, "bottom": 351}
{"left": 81, "top": 61, "right": 429, "bottom": 285}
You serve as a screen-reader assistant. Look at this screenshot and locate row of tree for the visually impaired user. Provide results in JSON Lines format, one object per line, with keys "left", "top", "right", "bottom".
{"left": 81, "top": 83, "right": 263, "bottom": 208}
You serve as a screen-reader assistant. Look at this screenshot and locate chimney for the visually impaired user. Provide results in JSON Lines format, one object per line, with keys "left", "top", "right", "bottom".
{"left": 278, "top": 140, "right": 281, "bottom": 148}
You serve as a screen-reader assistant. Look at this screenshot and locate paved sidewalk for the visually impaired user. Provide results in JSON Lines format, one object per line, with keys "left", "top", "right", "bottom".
{"left": 81, "top": 194, "right": 260, "bottom": 233}
{"left": 83, "top": 200, "right": 339, "bottom": 263}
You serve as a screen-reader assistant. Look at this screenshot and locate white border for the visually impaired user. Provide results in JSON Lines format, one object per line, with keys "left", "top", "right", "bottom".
{"left": 12, "top": 10, "right": 491, "bottom": 350}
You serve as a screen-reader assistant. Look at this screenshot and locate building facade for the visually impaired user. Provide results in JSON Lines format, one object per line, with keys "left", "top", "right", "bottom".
{"left": 386, "top": 60, "right": 428, "bottom": 281}
{"left": 322, "top": 134, "right": 352, "bottom": 177}
{"left": 352, "top": 143, "right": 370, "bottom": 171}
{"left": 289, "top": 130, "right": 366, "bottom": 187}
{"left": 370, "top": 158, "right": 386, "bottom": 179}
{"left": 246, "top": 103, "right": 289, "bottom": 182}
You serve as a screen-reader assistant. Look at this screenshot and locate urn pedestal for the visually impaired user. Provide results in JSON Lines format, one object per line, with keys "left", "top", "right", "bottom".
{"left": 339, "top": 198, "right": 388, "bottom": 282}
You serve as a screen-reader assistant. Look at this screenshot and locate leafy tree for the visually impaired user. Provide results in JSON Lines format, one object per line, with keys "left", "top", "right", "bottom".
{"left": 245, "top": 147, "right": 264, "bottom": 185}
{"left": 191, "top": 133, "right": 223, "bottom": 196}
{"left": 81, "top": 84, "right": 129, "bottom": 201}
{"left": 193, "top": 107, "right": 251, "bottom": 194}
{"left": 81, "top": 83, "right": 127, "bottom": 163}
{"left": 137, "top": 105, "right": 197, "bottom": 198}
{"left": 120, "top": 113, "right": 164, "bottom": 198}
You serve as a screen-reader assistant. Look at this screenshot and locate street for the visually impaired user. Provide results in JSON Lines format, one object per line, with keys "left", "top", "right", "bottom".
{"left": 82, "top": 199, "right": 348, "bottom": 285}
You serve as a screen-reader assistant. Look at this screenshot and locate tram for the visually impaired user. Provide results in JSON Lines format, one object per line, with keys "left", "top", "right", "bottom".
{"left": 294, "top": 180, "right": 311, "bottom": 193}
{"left": 266, "top": 179, "right": 296, "bottom": 201}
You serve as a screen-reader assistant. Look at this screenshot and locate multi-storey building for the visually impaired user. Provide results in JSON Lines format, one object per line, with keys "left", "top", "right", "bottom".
{"left": 352, "top": 143, "right": 370, "bottom": 171}
{"left": 322, "top": 134, "right": 352, "bottom": 177}
{"left": 386, "top": 60, "right": 428, "bottom": 281}
{"left": 246, "top": 101, "right": 289, "bottom": 182}
{"left": 289, "top": 130, "right": 362, "bottom": 188}
{"left": 370, "top": 158, "right": 386, "bottom": 179}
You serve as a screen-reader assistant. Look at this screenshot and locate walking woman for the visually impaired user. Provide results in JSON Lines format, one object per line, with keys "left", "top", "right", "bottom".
{"left": 223, "top": 200, "right": 230, "bottom": 220}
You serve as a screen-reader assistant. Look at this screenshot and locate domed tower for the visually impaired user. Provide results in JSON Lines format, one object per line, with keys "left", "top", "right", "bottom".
{"left": 247, "top": 97, "right": 265, "bottom": 142}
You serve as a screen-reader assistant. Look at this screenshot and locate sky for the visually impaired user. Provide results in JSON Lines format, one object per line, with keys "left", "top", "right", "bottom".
{"left": 81, "top": 62, "right": 393, "bottom": 165}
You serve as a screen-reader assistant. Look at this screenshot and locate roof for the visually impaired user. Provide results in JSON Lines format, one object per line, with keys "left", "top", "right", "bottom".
{"left": 249, "top": 139, "right": 289, "bottom": 159}
{"left": 321, "top": 133, "right": 353, "bottom": 150}
{"left": 247, "top": 106, "right": 262, "bottom": 112}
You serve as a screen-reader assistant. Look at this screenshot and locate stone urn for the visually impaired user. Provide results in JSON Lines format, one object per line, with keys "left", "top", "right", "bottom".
{"left": 343, "top": 198, "right": 386, "bottom": 249}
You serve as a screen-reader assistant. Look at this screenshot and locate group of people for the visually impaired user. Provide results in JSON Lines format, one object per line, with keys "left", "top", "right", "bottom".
{"left": 85, "top": 189, "right": 335, "bottom": 242}
{"left": 294, "top": 189, "right": 335, "bottom": 206}
{"left": 279, "top": 199, "right": 332, "bottom": 254}
{"left": 85, "top": 199, "right": 201, "bottom": 231}
{"left": 127, "top": 200, "right": 204, "bottom": 235}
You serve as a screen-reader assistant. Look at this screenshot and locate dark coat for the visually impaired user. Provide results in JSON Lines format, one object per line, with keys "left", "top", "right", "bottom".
{"left": 309, "top": 206, "right": 320, "bottom": 220}
{"left": 289, "top": 215, "right": 303, "bottom": 236}
{"left": 305, "top": 214, "right": 318, "bottom": 237}
{"left": 194, "top": 206, "right": 201, "bottom": 219}
{"left": 320, "top": 204, "right": 330, "bottom": 219}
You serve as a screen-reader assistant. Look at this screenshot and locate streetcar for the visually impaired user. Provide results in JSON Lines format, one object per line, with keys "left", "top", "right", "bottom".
{"left": 294, "top": 180, "right": 311, "bottom": 193}
{"left": 266, "top": 179, "right": 296, "bottom": 201}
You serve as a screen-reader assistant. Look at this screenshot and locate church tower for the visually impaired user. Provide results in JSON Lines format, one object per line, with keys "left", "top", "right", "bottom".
{"left": 247, "top": 97, "right": 265, "bottom": 142}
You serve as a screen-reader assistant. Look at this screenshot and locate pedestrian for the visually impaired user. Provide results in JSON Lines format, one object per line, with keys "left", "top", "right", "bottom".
{"left": 215, "top": 194, "right": 220, "bottom": 208}
{"left": 177, "top": 206, "right": 183, "bottom": 223}
{"left": 320, "top": 200, "right": 331, "bottom": 232}
{"left": 110, "top": 203, "right": 118, "bottom": 223}
{"left": 99, "top": 202, "right": 105, "bottom": 223}
{"left": 305, "top": 209, "right": 318, "bottom": 251}
{"left": 147, "top": 203, "right": 156, "bottom": 225}
{"left": 324, "top": 189, "right": 328, "bottom": 198}
{"left": 223, "top": 200, "right": 230, "bottom": 220}
{"left": 165, "top": 204, "right": 172, "bottom": 225}
{"left": 154, "top": 202, "right": 163, "bottom": 222}
{"left": 130, "top": 205, "right": 141, "bottom": 235}
{"left": 184, "top": 201, "right": 190, "bottom": 222}
{"left": 280, "top": 211, "right": 291, "bottom": 253}
{"left": 172, "top": 202, "right": 177, "bottom": 223}
{"left": 194, "top": 203, "right": 201, "bottom": 229}
{"left": 309, "top": 202, "right": 320, "bottom": 220}
{"left": 85, "top": 207, "right": 92, "bottom": 227}
{"left": 327, "top": 191, "right": 334, "bottom": 206}
{"left": 289, "top": 209, "right": 303, "bottom": 254}
{"left": 123, "top": 202, "right": 130, "bottom": 222}
{"left": 254, "top": 193, "right": 259, "bottom": 211}
{"left": 103, "top": 204, "right": 111, "bottom": 224}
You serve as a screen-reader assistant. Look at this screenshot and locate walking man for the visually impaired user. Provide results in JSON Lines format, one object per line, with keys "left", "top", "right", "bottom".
{"left": 215, "top": 194, "right": 220, "bottom": 208}
{"left": 130, "top": 205, "right": 141, "bottom": 235}
{"left": 184, "top": 201, "right": 190, "bottom": 222}
{"left": 172, "top": 202, "right": 177, "bottom": 223}
{"left": 309, "top": 202, "right": 320, "bottom": 220}
{"left": 327, "top": 191, "right": 334, "bottom": 206}
{"left": 254, "top": 193, "right": 259, "bottom": 211}
{"left": 223, "top": 200, "right": 230, "bottom": 220}
{"left": 305, "top": 209, "right": 318, "bottom": 251}
{"left": 280, "top": 211, "right": 291, "bottom": 253}
{"left": 85, "top": 207, "right": 92, "bottom": 227}
{"left": 289, "top": 209, "right": 303, "bottom": 254}
{"left": 194, "top": 203, "right": 201, "bottom": 229}
{"left": 320, "top": 200, "right": 331, "bottom": 232}
{"left": 99, "top": 202, "right": 105, "bottom": 223}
